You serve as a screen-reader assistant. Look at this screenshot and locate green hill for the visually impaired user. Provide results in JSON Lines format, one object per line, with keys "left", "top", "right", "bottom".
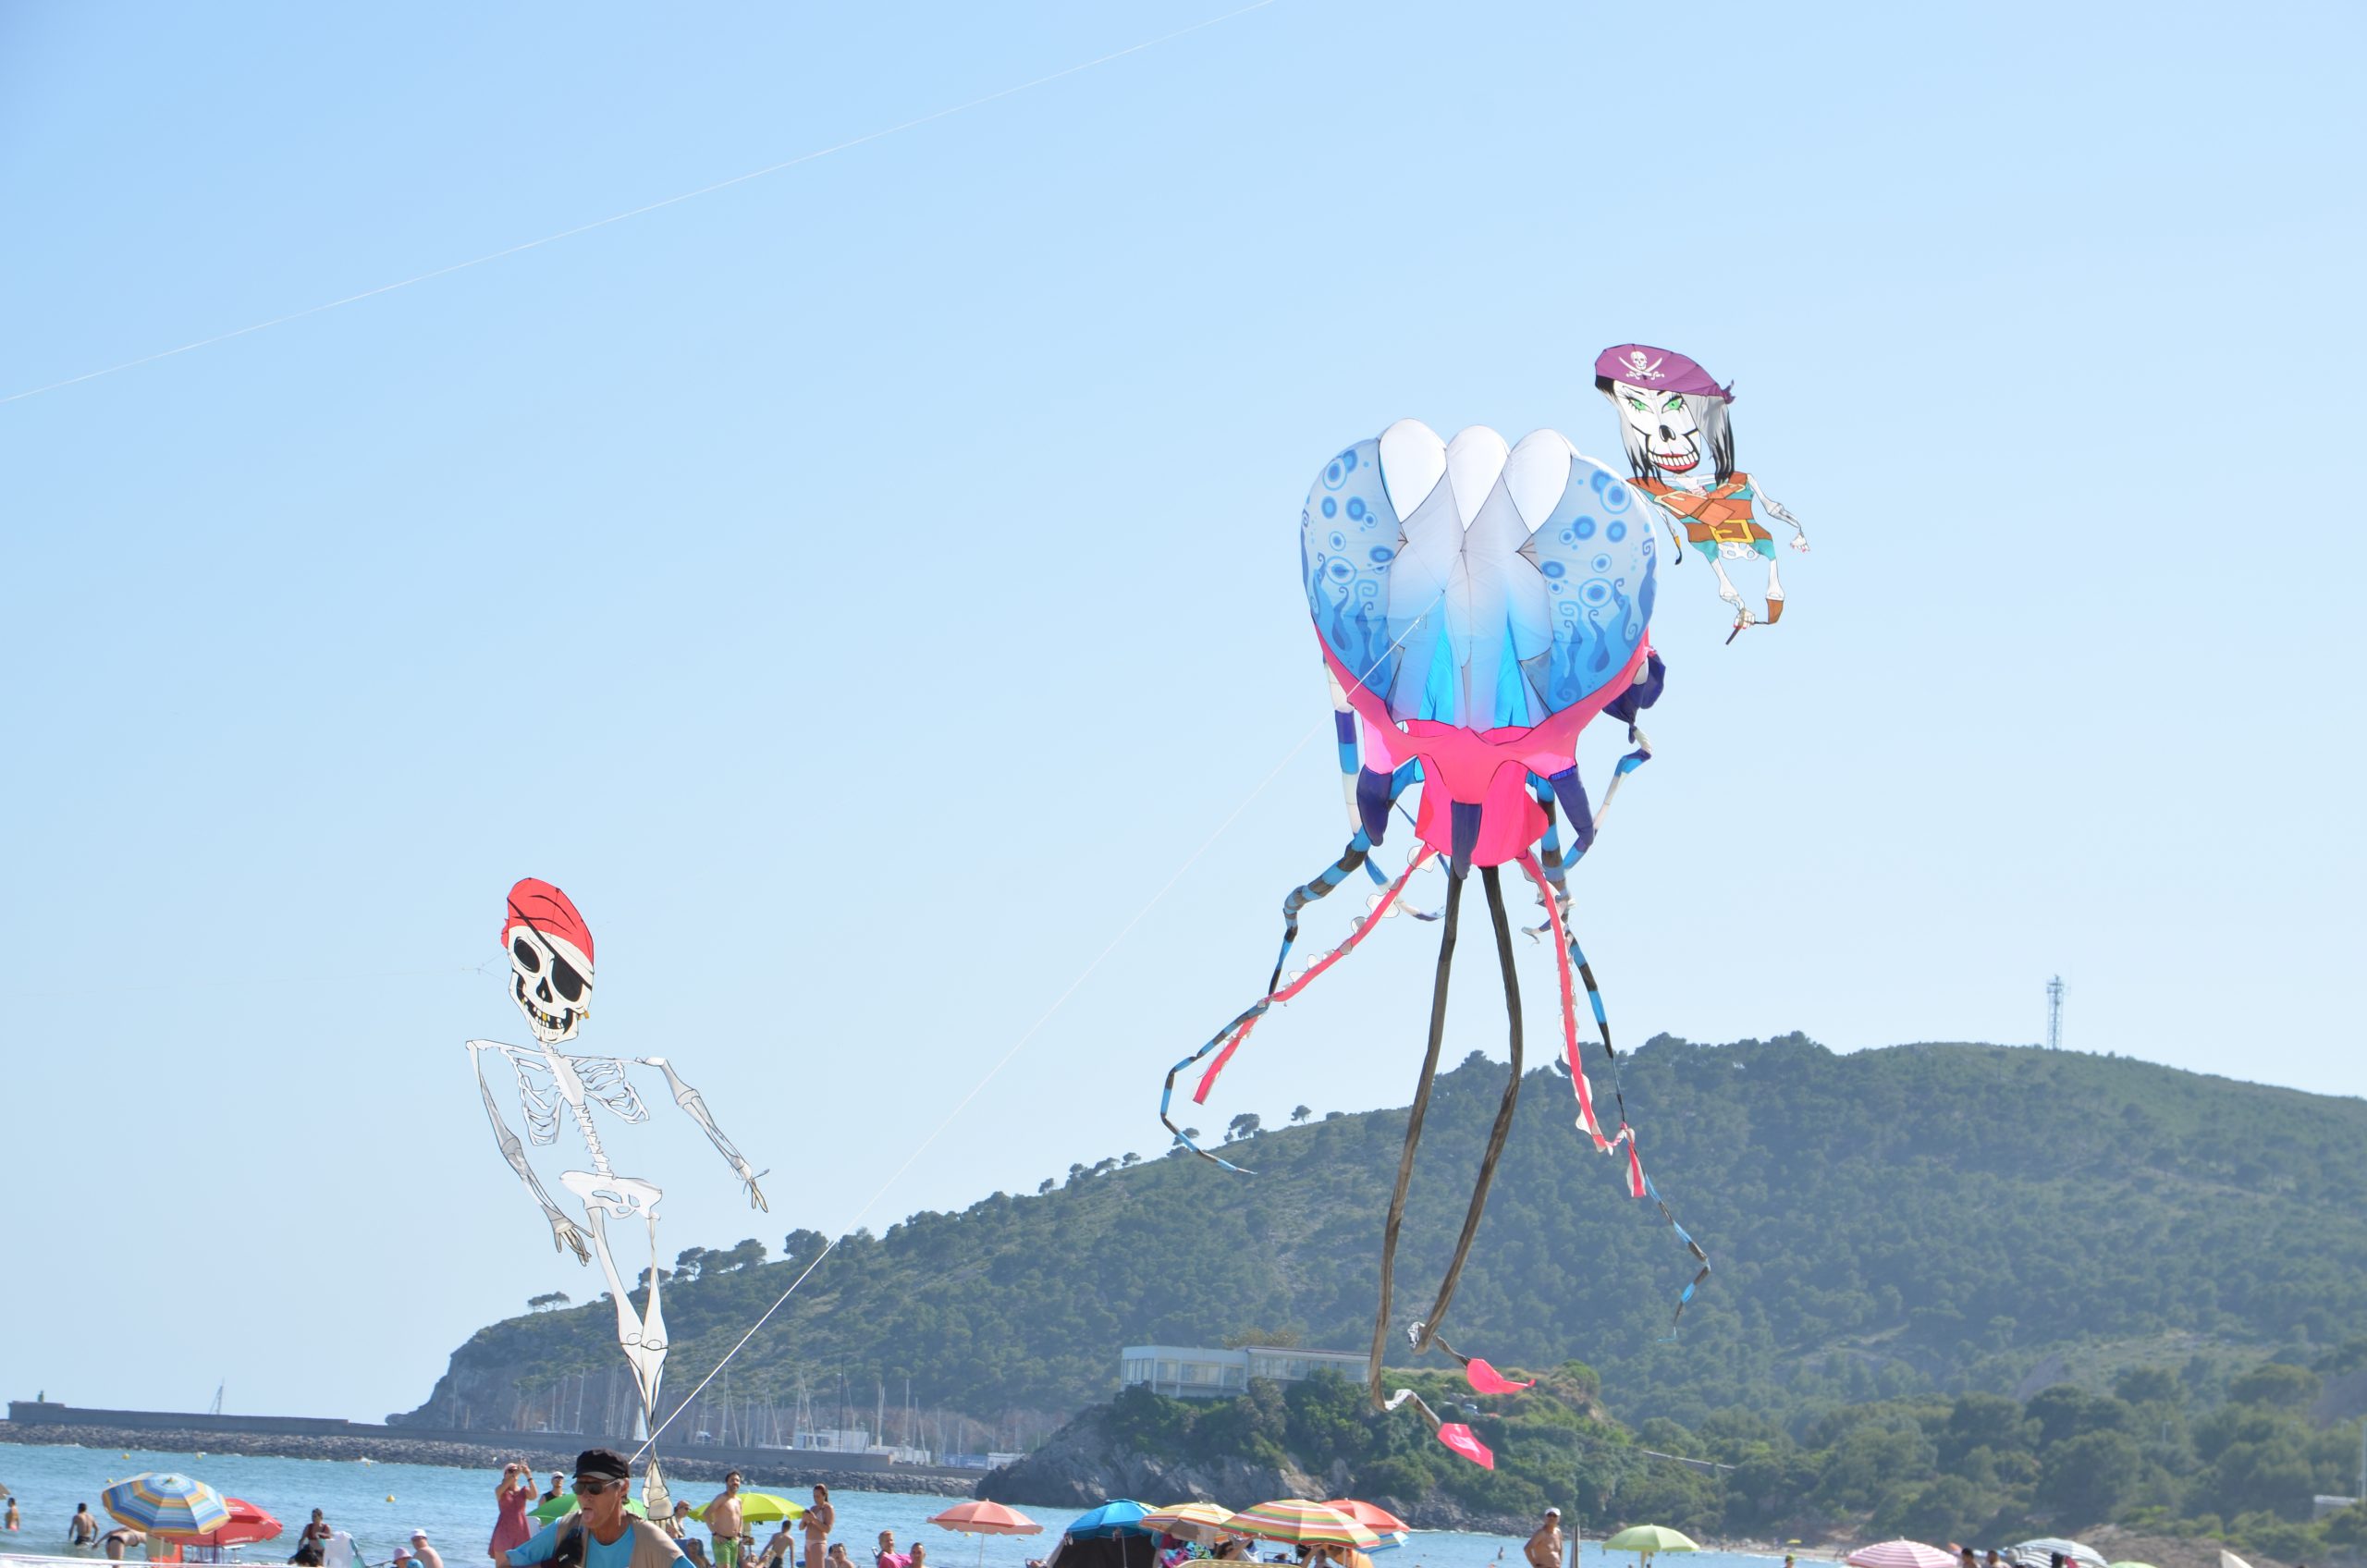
{"left": 403, "top": 1036, "right": 2367, "bottom": 1439}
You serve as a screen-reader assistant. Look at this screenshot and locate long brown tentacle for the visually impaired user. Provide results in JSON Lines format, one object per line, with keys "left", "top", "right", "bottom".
{"left": 1369, "top": 870, "right": 1463, "bottom": 1409}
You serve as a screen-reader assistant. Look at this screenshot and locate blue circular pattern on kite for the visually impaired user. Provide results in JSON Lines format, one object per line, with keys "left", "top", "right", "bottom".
{"left": 1602, "top": 483, "right": 1631, "bottom": 512}
{"left": 1574, "top": 518, "right": 1597, "bottom": 539}
{"left": 1321, "top": 497, "right": 1337, "bottom": 518}
{"left": 1331, "top": 532, "right": 1346, "bottom": 550}
{"left": 1607, "top": 521, "right": 1626, "bottom": 542}
{"left": 1593, "top": 554, "right": 1613, "bottom": 573}
{"left": 1369, "top": 546, "right": 1395, "bottom": 564}
{"left": 1347, "top": 496, "right": 1367, "bottom": 521}
{"left": 1581, "top": 579, "right": 1613, "bottom": 606}
{"left": 1541, "top": 559, "right": 1566, "bottom": 579}
{"left": 1326, "top": 558, "right": 1354, "bottom": 582}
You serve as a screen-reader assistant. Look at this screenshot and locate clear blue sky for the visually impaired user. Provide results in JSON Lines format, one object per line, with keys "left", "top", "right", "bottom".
{"left": 3, "top": 0, "right": 2360, "bottom": 1422}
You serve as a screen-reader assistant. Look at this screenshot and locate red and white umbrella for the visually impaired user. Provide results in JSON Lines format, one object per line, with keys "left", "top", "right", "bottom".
{"left": 1847, "top": 1544, "right": 1957, "bottom": 1568}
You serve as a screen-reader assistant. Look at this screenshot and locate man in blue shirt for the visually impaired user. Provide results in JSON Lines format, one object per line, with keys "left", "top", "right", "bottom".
{"left": 497, "top": 1450, "right": 681, "bottom": 1568}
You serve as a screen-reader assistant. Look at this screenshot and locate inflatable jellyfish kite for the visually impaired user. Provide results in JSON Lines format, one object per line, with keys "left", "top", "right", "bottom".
{"left": 1159, "top": 421, "right": 1710, "bottom": 1468}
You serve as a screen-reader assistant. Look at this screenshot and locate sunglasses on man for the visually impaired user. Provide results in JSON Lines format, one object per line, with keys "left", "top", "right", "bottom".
{"left": 574, "top": 1479, "right": 624, "bottom": 1496}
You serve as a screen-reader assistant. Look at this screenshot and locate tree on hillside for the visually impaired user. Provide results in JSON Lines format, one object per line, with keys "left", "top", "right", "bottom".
{"left": 1120, "top": 1152, "right": 1140, "bottom": 1167}
{"left": 1037, "top": 1178, "right": 1054, "bottom": 1194}
{"left": 1227, "top": 1112, "right": 1262, "bottom": 1141}
{"left": 1291, "top": 1105, "right": 1311, "bottom": 1123}
{"left": 709, "top": 1237, "right": 767, "bottom": 1272}
{"left": 674, "top": 1245, "right": 708, "bottom": 1281}
{"left": 527, "top": 1291, "right": 570, "bottom": 1312}
{"left": 781, "top": 1228, "right": 827, "bottom": 1263}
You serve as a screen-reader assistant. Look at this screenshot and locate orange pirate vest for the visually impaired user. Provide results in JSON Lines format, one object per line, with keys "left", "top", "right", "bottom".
{"left": 1638, "top": 472, "right": 1774, "bottom": 560}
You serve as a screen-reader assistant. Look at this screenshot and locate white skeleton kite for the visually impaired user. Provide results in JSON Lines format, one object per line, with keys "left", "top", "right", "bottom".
{"left": 467, "top": 877, "right": 765, "bottom": 1510}
{"left": 1594, "top": 343, "right": 1808, "bottom": 638}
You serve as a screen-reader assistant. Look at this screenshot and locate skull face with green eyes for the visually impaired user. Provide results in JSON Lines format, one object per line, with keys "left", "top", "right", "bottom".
{"left": 1608, "top": 378, "right": 1706, "bottom": 475}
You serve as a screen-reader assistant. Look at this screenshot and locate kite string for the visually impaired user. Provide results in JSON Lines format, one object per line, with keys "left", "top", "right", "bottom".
{"left": 632, "top": 698, "right": 1331, "bottom": 1461}
{"left": 2, "top": 0, "right": 1285, "bottom": 406}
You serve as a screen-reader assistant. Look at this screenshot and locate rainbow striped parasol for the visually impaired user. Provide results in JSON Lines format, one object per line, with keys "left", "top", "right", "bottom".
{"left": 1226, "top": 1501, "right": 1380, "bottom": 1550}
{"left": 102, "top": 1474, "right": 234, "bottom": 1537}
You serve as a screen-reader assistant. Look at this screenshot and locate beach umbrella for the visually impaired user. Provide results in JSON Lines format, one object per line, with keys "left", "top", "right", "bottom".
{"left": 1136, "top": 1505, "right": 1235, "bottom": 1547}
{"left": 1846, "top": 1544, "right": 1956, "bottom": 1568}
{"left": 1066, "top": 1503, "right": 1155, "bottom": 1540}
{"left": 102, "top": 1475, "right": 234, "bottom": 1538}
{"left": 928, "top": 1503, "right": 1043, "bottom": 1537}
{"left": 928, "top": 1501, "right": 1043, "bottom": 1568}
{"left": 694, "top": 1495, "right": 805, "bottom": 1526}
{"left": 533, "top": 1494, "right": 649, "bottom": 1523}
{"left": 1227, "top": 1501, "right": 1380, "bottom": 1550}
{"left": 1601, "top": 1526, "right": 1700, "bottom": 1557}
{"left": 195, "top": 1500, "right": 283, "bottom": 1549}
{"left": 2008, "top": 1541, "right": 2104, "bottom": 1568}
{"left": 1322, "top": 1505, "right": 1408, "bottom": 1537}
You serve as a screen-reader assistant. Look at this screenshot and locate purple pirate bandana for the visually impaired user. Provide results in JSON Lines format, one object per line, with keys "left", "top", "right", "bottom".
{"left": 1595, "top": 343, "right": 1735, "bottom": 402}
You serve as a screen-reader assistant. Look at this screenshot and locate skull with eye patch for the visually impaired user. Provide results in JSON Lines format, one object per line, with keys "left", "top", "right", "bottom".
{"left": 503, "top": 877, "right": 595, "bottom": 1044}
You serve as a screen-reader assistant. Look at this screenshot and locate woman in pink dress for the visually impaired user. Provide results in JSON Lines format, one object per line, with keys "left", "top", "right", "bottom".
{"left": 489, "top": 1463, "right": 535, "bottom": 1559}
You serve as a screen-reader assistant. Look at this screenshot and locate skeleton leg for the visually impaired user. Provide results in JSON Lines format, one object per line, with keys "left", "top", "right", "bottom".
{"left": 636, "top": 1209, "right": 671, "bottom": 1517}
{"left": 1764, "top": 557, "right": 1785, "bottom": 623}
{"left": 583, "top": 1207, "right": 669, "bottom": 1439}
{"left": 1711, "top": 558, "right": 1750, "bottom": 622}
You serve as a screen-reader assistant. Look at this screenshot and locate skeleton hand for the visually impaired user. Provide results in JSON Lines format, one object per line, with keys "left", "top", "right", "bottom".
{"left": 1789, "top": 533, "right": 1810, "bottom": 553}
{"left": 737, "top": 1163, "right": 769, "bottom": 1213}
{"left": 548, "top": 1211, "right": 591, "bottom": 1264}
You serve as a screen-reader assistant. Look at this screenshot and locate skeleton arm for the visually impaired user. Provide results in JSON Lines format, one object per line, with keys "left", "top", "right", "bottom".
{"left": 1758, "top": 488, "right": 1809, "bottom": 550}
{"left": 636, "top": 1057, "right": 768, "bottom": 1211}
{"left": 467, "top": 1040, "right": 591, "bottom": 1263}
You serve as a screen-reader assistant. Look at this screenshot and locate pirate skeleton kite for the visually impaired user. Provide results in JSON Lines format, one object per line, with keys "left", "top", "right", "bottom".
{"left": 468, "top": 877, "right": 766, "bottom": 1510}
{"left": 1595, "top": 344, "right": 1809, "bottom": 641}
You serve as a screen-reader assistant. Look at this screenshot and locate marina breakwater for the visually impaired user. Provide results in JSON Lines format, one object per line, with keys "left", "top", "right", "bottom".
{"left": 0, "top": 1406, "right": 978, "bottom": 1496}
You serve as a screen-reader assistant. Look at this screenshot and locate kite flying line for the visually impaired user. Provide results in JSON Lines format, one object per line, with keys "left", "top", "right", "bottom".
{"left": 2, "top": 0, "right": 1284, "bottom": 407}
{"left": 632, "top": 594, "right": 1458, "bottom": 1460}
{"left": 629, "top": 685, "right": 1339, "bottom": 1460}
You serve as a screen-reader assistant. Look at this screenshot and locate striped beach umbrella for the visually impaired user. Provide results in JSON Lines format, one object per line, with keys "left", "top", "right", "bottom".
{"left": 102, "top": 1474, "right": 234, "bottom": 1537}
{"left": 1136, "top": 1504, "right": 1236, "bottom": 1547}
{"left": 1227, "top": 1501, "right": 1380, "bottom": 1550}
{"left": 1847, "top": 1544, "right": 1956, "bottom": 1568}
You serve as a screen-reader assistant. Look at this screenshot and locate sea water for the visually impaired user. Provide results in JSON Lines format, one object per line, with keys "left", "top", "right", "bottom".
{"left": 0, "top": 1444, "right": 1820, "bottom": 1568}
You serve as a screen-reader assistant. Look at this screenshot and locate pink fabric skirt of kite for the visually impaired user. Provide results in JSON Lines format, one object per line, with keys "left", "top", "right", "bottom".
{"left": 1321, "top": 639, "right": 1651, "bottom": 870}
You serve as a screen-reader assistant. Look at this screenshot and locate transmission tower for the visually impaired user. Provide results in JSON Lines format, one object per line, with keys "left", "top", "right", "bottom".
{"left": 2046, "top": 975, "right": 2064, "bottom": 1050}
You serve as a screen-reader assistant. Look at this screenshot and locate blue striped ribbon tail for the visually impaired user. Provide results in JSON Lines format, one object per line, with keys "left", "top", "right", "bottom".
{"left": 1269, "top": 829, "right": 1374, "bottom": 994}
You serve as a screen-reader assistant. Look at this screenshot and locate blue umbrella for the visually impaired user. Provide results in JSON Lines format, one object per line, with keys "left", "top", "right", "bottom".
{"left": 1066, "top": 1502, "right": 1155, "bottom": 1540}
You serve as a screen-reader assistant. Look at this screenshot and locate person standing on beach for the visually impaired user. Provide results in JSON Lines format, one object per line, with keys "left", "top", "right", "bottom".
{"left": 704, "top": 1475, "right": 747, "bottom": 1568}
{"left": 801, "top": 1488, "right": 832, "bottom": 1568}
{"left": 493, "top": 1466, "right": 537, "bottom": 1561}
{"left": 544, "top": 1476, "right": 568, "bottom": 1505}
{"left": 411, "top": 1530, "right": 446, "bottom": 1568}
{"left": 71, "top": 1505, "right": 101, "bottom": 1548}
{"left": 6, "top": 1495, "right": 20, "bottom": 1530}
{"left": 1524, "top": 1511, "right": 1562, "bottom": 1568}
{"left": 497, "top": 1448, "right": 682, "bottom": 1568}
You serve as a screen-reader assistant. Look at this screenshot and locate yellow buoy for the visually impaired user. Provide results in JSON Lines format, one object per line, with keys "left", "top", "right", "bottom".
{"left": 386, "top": 1496, "right": 396, "bottom": 1504}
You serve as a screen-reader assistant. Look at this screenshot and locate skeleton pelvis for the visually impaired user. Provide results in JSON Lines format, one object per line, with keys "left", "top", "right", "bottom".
{"left": 560, "top": 1170, "right": 664, "bottom": 1218}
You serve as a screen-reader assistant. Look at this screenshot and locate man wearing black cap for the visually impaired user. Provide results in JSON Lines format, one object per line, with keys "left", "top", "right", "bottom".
{"left": 496, "top": 1450, "right": 681, "bottom": 1568}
